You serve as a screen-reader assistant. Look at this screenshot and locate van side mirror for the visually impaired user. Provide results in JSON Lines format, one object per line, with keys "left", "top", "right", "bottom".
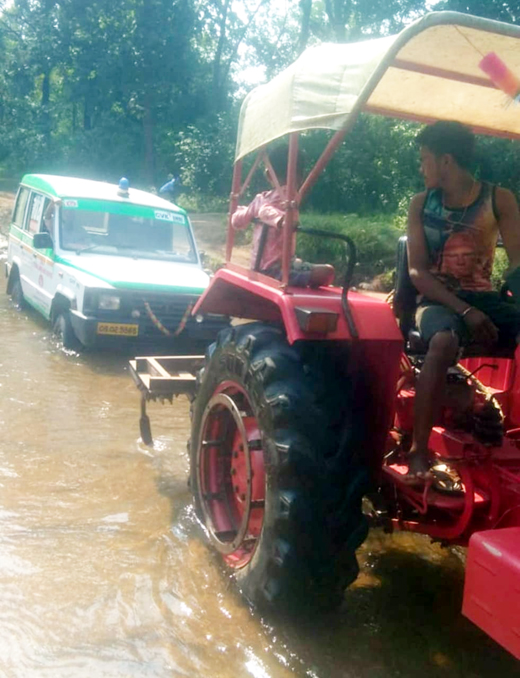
{"left": 33, "top": 232, "right": 53, "bottom": 249}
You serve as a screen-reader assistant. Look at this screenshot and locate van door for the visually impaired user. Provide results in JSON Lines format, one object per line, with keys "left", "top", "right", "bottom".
{"left": 23, "top": 192, "right": 54, "bottom": 317}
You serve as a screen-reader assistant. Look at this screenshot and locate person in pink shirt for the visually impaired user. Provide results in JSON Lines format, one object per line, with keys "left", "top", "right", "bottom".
{"left": 231, "top": 146, "right": 335, "bottom": 287}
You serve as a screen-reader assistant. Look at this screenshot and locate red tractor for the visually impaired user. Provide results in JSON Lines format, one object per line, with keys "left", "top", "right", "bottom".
{"left": 131, "top": 11, "right": 520, "bottom": 660}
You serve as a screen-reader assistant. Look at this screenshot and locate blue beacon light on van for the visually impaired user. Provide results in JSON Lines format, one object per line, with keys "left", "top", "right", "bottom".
{"left": 118, "top": 177, "right": 130, "bottom": 197}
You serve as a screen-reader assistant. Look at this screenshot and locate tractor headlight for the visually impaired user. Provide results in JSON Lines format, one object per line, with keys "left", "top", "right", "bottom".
{"left": 98, "top": 294, "right": 121, "bottom": 311}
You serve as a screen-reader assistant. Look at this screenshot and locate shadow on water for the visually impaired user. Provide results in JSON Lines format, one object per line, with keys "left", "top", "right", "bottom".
{"left": 252, "top": 532, "right": 520, "bottom": 678}
{"left": 151, "top": 403, "right": 520, "bottom": 678}
{"left": 154, "top": 435, "right": 520, "bottom": 678}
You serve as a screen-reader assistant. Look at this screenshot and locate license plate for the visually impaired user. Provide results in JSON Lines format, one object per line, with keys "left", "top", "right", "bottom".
{"left": 97, "top": 322, "right": 139, "bottom": 336}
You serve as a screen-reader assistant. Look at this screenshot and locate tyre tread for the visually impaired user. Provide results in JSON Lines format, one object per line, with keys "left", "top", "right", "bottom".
{"left": 190, "top": 322, "right": 368, "bottom": 610}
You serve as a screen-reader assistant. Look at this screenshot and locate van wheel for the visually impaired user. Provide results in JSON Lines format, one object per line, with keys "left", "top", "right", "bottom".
{"left": 53, "top": 312, "right": 81, "bottom": 351}
{"left": 10, "top": 278, "right": 26, "bottom": 309}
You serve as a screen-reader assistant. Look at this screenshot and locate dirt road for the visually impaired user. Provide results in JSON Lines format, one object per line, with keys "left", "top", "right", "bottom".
{"left": 0, "top": 192, "right": 12, "bottom": 246}
{"left": 189, "top": 212, "right": 250, "bottom": 268}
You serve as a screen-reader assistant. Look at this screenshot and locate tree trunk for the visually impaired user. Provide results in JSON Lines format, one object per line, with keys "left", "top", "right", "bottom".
{"left": 325, "top": 0, "right": 348, "bottom": 41}
{"left": 83, "top": 101, "right": 91, "bottom": 131}
{"left": 41, "top": 70, "right": 50, "bottom": 107}
{"left": 83, "top": 82, "right": 92, "bottom": 131}
{"left": 41, "top": 69, "right": 51, "bottom": 140}
{"left": 212, "top": 0, "right": 232, "bottom": 109}
{"left": 298, "top": 0, "right": 313, "bottom": 54}
{"left": 143, "top": 100, "right": 155, "bottom": 187}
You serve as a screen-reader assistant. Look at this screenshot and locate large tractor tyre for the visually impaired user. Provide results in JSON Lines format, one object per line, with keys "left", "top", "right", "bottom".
{"left": 53, "top": 311, "right": 81, "bottom": 351}
{"left": 190, "top": 322, "right": 368, "bottom": 611}
{"left": 10, "top": 277, "right": 26, "bottom": 310}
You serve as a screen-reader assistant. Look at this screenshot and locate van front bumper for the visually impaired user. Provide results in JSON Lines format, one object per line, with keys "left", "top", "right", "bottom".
{"left": 70, "top": 310, "right": 230, "bottom": 349}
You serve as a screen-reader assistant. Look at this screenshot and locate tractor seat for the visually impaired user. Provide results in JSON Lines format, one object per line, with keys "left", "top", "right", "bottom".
{"left": 407, "top": 330, "right": 429, "bottom": 354}
{"left": 407, "top": 329, "right": 516, "bottom": 359}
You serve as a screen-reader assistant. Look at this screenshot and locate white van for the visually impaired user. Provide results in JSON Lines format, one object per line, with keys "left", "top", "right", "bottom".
{"left": 5, "top": 174, "right": 227, "bottom": 349}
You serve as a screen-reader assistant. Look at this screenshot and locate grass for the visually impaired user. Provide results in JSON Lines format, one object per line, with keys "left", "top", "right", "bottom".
{"left": 176, "top": 192, "right": 228, "bottom": 213}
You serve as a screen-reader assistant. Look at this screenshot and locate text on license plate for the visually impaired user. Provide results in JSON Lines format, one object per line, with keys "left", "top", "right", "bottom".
{"left": 97, "top": 322, "right": 139, "bottom": 336}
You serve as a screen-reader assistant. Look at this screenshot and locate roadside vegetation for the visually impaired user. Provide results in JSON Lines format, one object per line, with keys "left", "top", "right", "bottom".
{"left": 1, "top": 1, "right": 518, "bottom": 289}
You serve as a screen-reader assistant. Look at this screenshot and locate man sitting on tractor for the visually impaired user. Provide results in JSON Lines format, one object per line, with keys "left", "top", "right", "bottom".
{"left": 407, "top": 120, "right": 520, "bottom": 482}
{"left": 231, "top": 145, "right": 335, "bottom": 287}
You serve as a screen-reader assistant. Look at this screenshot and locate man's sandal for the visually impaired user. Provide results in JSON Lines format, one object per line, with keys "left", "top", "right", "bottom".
{"left": 430, "top": 462, "right": 464, "bottom": 494}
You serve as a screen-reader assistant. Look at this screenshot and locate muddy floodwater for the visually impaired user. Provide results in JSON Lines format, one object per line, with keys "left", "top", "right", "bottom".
{"left": 1, "top": 292, "right": 519, "bottom": 678}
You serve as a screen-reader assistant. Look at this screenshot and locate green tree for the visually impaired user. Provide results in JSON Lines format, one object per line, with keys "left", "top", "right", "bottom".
{"left": 298, "top": 0, "right": 429, "bottom": 42}
{"left": 436, "top": 1, "right": 519, "bottom": 23}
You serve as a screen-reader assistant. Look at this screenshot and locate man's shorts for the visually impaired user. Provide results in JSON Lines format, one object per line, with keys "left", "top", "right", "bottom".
{"left": 416, "top": 291, "right": 520, "bottom": 346}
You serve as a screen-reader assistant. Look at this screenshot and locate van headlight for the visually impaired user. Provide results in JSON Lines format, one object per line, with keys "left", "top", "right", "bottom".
{"left": 98, "top": 294, "right": 121, "bottom": 310}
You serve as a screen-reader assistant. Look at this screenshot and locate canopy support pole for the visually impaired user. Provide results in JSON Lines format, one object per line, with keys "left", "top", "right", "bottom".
{"left": 299, "top": 123, "right": 355, "bottom": 203}
{"left": 226, "top": 159, "right": 242, "bottom": 263}
{"left": 282, "top": 133, "right": 299, "bottom": 286}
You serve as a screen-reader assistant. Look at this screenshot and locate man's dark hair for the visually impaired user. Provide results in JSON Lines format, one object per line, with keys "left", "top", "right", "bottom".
{"left": 268, "top": 144, "right": 304, "bottom": 184}
{"left": 416, "top": 121, "right": 475, "bottom": 170}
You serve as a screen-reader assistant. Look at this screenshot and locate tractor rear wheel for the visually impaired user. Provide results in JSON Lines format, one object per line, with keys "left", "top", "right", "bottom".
{"left": 190, "top": 322, "right": 368, "bottom": 610}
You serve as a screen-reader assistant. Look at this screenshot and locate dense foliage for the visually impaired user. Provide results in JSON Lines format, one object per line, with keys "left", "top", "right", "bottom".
{"left": 0, "top": 0, "right": 519, "bottom": 216}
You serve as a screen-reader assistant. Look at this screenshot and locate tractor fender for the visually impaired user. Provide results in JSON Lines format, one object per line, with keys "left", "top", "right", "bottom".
{"left": 192, "top": 266, "right": 403, "bottom": 344}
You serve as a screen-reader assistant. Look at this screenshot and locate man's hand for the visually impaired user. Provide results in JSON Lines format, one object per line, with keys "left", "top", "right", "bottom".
{"left": 462, "top": 307, "right": 499, "bottom": 345}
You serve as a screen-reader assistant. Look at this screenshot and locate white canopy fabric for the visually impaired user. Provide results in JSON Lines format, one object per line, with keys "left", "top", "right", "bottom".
{"left": 235, "top": 11, "right": 520, "bottom": 160}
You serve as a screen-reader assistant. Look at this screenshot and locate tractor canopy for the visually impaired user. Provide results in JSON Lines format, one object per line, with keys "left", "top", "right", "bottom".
{"left": 236, "top": 11, "right": 520, "bottom": 160}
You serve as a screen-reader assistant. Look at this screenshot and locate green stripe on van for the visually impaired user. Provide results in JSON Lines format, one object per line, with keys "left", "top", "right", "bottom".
{"left": 20, "top": 176, "right": 58, "bottom": 196}
{"left": 9, "top": 224, "right": 32, "bottom": 245}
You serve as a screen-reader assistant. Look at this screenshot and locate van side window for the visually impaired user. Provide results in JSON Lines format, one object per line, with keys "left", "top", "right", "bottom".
{"left": 27, "top": 193, "right": 45, "bottom": 234}
{"left": 12, "top": 187, "right": 30, "bottom": 228}
{"left": 40, "top": 198, "right": 51, "bottom": 233}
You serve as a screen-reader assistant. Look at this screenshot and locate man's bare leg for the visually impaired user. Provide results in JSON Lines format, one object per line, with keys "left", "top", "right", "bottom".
{"left": 408, "top": 330, "right": 459, "bottom": 479}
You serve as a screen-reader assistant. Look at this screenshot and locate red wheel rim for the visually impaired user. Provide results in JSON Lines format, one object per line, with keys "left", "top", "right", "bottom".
{"left": 197, "top": 380, "right": 266, "bottom": 568}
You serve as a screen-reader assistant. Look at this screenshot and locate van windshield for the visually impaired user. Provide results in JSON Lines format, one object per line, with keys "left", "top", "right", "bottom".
{"left": 58, "top": 202, "right": 196, "bottom": 262}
